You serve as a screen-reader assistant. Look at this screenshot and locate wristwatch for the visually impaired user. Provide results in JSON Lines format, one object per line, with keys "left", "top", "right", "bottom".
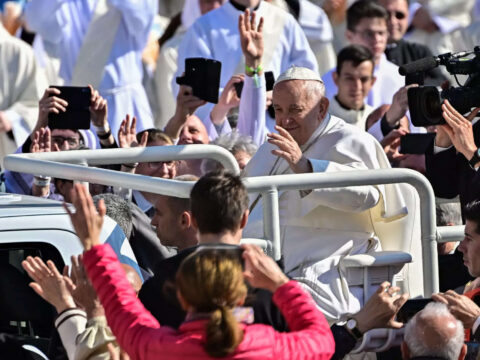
{"left": 469, "top": 148, "right": 480, "bottom": 169}
{"left": 345, "top": 318, "right": 363, "bottom": 340}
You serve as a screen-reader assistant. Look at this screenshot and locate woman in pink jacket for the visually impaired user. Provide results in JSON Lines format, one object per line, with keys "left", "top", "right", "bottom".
{"left": 66, "top": 184, "right": 335, "bottom": 360}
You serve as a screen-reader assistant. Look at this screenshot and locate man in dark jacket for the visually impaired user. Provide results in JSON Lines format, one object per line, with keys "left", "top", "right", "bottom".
{"left": 378, "top": 0, "right": 446, "bottom": 86}
{"left": 139, "top": 171, "right": 288, "bottom": 331}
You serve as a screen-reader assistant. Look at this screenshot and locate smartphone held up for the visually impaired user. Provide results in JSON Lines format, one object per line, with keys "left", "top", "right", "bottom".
{"left": 48, "top": 86, "right": 92, "bottom": 130}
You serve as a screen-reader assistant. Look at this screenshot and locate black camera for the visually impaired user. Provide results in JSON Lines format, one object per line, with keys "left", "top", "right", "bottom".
{"left": 399, "top": 46, "right": 480, "bottom": 127}
{"left": 176, "top": 58, "right": 222, "bottom": 104}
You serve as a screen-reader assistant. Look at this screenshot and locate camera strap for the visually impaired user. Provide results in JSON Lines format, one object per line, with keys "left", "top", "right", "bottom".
{"left": 71, "top": 0, "right": 122, "bottom": 89}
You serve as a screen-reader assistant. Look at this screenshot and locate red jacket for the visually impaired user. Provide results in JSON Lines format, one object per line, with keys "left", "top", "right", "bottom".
{"left": 83, "top": 244, "right": 335, "bottom": 360}
{"left": 463, "top": 287, "right": 480, "bottom": 341}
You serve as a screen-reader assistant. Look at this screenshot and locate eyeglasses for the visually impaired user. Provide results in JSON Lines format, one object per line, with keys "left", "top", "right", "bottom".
{"left": 51, "top": 136, "right": 80, "bottom": 147}
{"left": 354, "top": 29, "right": 388, "bottom": 40}
{"left": 387, "top": 10, "right": 406, "bottom": 20}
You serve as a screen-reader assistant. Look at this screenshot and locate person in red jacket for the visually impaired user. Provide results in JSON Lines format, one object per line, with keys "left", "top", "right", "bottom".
{"left": 64, "top": 179, "right": 335, "bottom": 360}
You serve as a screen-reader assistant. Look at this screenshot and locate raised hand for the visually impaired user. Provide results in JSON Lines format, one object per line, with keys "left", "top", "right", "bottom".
{"left": 30, "top": 127, "right": 59, "bottom": 153}
{"left": 88, "top": 85, "right": 108, "bottom": 128}
{"left": 63, "top": 183, "right": 106, "bottom": 250}
{"left": 118, "top": 115, "right": 148, "bottom": 148}
{"left": 239, "top": 9, "right": 264, "bottom": 69}
{"left": 242, "top": 244, "right": 289, "bottom": 293}
{"left": 267, "top": 126, "right": 311, "bottom": 173}
{"left": 21, "top": 256, "right": 76, "bottom": 313}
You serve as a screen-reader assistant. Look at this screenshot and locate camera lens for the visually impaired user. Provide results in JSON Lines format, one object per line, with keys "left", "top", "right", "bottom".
{"left": 423, "top": 87, "right": 442, "bottom": 120}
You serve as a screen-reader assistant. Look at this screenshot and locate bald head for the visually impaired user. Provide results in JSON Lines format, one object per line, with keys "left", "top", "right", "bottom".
{"left": 178, "top": 115, "right": 209, "bottom": 145}
{"left": 121, "top": 264, "right": 143, "bottom": 294}
{"left": 403, "top": 302, "right": 466, "bottom": 360}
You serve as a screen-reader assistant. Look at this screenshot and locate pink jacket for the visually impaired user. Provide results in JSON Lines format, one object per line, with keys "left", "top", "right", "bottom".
{"left": 83, "top": 244, "right": 335, "bottom": 360}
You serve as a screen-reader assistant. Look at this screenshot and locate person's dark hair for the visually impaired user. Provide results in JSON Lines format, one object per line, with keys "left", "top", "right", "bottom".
{"left": 176, "top": 248, "right": 246, "bottom": 357}
{"left": 464, "top": 200, "right": 480, "bottom": 234}
{"left": 137, "top": 128, "right": 173, "bottom": 145}
{"left": 347, "top": 0, "right": 388, "bottom": 31}
{"left": 190, "top": 171, "right": 249, "bottom": 234}
{"left": 336, "top": 45, "right": 375, "bottom": 74}
{"left": 93, "top": 193, "right": 133, "bottom": 239}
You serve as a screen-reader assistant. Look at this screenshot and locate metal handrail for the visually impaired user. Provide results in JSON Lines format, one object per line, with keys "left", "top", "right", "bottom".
{"left": 4, "top": 148, "right": 440, "bottom": 294}
{"left": 4, "top": 145, "right": 240, "bottom": 174}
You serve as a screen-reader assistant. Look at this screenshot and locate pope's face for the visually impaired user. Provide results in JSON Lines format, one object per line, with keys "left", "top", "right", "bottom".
{"left": 272, "top": 80, "right": 327, "bottom": 146}
{"left": 458, "top": 220, "right": 480, "bottom": 277}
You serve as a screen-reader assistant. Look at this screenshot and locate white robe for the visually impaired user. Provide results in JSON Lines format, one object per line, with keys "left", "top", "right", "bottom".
{"left": 24, "top": 0, "right": 157, "bottom": 137}
{"left": 328, "top": 96, "right": 374, "bottom": 131}
{"left": 322, "top": 54, "right": 404, "bottom": 110}
{"left": 243, "top": 114, "right": 406, "bottom": 322}
{"left": 0, "top": 24, "right": 47, "bottom": 165}
{"left": 174, "top": 0, "right": 318, "bottom": 138}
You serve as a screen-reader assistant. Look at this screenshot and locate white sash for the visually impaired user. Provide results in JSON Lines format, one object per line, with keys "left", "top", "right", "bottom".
{"left": 71, "top": 0, "right": 122, "bottom": 88}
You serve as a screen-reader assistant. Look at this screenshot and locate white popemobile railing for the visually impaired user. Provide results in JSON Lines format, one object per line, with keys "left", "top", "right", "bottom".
{"left": 4, "top": 145, "right": 465, "bottom": 298}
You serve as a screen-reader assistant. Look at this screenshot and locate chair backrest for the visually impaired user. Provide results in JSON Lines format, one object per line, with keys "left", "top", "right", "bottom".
{"left": 372, "top": 182, "right": 424, "bottom": 298}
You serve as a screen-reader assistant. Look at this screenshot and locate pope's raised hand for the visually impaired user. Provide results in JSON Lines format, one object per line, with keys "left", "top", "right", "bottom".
{"left": 267, "top": 126, "right": 312, "bottom": 174}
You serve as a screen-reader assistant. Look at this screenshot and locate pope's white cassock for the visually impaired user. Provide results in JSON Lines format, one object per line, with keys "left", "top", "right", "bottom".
{"left": 243, "top": 112, "right": 406, "bottom": 322}
{"left": 0, "top": 24, "right": 47, "bottom": 165}
{"left": 174, "top": 0, "right": 318, "bottom": 139}
{"left": 24, "top": 0, "right": 157, "bottom": 138}
{"left": 322, "top": 54, "right": 403, "bottom": 111}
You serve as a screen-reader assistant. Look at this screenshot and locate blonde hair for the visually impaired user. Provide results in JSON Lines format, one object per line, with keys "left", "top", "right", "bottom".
{"left": 176, "top": 249, "right": 247, "bottom": 357}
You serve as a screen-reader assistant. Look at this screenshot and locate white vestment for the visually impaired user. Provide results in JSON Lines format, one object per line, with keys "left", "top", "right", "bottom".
{"left": 243, "top": 114, "right": 406, "bottom": 322}
{"left": 24, "top": 0, "right": 157, "bottom": 138}
{"left": 174, "top": 0, "right": 318, "bottom": 138}
{"left": 0, "top": 24, "right": 47, "bottom": 165}
{"left": 322, "top": 54, "right": 404, "bottom": 110}
{"left": 406, "top": 0, "right": 475, "bottom": 56}
{"left": 328, "top": 96, "right": 373, "bottom": 131}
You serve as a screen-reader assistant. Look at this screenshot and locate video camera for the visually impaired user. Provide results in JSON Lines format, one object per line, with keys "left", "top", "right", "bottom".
{"left": 399, "top": 46, "right": 480, "bottom": 127}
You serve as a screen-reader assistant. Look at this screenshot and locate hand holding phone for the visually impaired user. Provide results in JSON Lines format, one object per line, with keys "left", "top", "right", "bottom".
{"left": 176, "top": 58, "right": 222, "bottom": 103}
{"left": 48, "top": 86, "right": 92, "bottom": 130}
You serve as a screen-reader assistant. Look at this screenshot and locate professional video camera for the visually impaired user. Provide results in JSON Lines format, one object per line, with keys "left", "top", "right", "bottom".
{"left": 399, "top": 46, "right": 480, "bottom": 127}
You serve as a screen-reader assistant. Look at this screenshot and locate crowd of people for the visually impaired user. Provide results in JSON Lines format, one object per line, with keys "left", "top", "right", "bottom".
{"left": 3, "top": 0, "right": 480, "bottom": 359}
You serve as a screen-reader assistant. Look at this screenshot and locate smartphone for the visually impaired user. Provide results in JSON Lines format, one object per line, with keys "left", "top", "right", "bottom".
{"left": 48, "top": 86, "right": 92, "bottom": 130}
{"left": 195, "top": 244, "right": 244, "bottom": 268}
{"left": 400, "top": 133, "right": 436, "bottom": 154}
{"left": 405, "top": 72, "right": 424, "bottom": 86}
{"left": 234, "top": 71, "right": 275, "bottom": 98}
{"left": 396, "top": 298, "right": 433, "bottom": 323}
{"left": 176, "top": 58, "right": 222, "bottom": 103}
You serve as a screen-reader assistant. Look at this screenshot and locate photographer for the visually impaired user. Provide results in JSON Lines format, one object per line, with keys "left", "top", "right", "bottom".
{"left": 425, "top": 100, "right": 480, "bottom": 212}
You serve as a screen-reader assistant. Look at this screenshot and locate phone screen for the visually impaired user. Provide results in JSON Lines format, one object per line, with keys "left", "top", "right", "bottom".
{"left": 400, "top": 133, "right": 436, "bottom": 154}
{"left": 48, "top": 86, "right": 92, "bottom": 130}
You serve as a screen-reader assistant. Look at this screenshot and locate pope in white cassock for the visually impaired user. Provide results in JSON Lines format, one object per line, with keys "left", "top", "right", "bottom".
{"left": 174, "top": 0, "right": 318, "bottom": 139}
{"left": 243, "top": 66, "right": 406, "bottom": 322}
{"left": 24, "top": 0, "right": 157, "bottom": 138}
{"left": 0, "top": 23, "right": 47, "bottom": 165}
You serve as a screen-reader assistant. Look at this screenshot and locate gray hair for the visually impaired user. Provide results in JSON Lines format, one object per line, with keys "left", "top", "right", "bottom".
{"left": 436, "top": 202, "right": 462, "bottom": 226}
{"left": 404, "top": 302, "right": 464, "bottom": 360}
{"left": 201, "top": 131, "right": 258, "bottom": 173}
{"left": 93, "top": 193, "right": 133, "bottom": 239}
